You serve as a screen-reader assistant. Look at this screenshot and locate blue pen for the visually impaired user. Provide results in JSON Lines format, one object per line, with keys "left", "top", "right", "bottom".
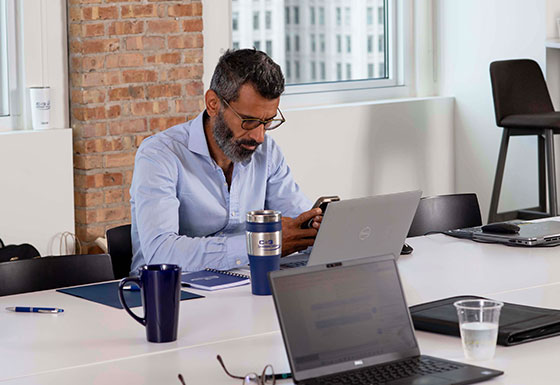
{"left": 6, "top": 307, "right": 64, "bottom": 314}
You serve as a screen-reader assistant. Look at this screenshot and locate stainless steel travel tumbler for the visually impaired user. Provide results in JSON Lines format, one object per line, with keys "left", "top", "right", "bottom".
{"left": 246, "top": 210, "right": 282, "bottom": 257}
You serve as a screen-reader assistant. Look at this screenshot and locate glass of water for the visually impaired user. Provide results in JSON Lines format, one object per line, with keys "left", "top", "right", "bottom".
{"left": 453, "top": 299, "right": 503, "bottom": 360}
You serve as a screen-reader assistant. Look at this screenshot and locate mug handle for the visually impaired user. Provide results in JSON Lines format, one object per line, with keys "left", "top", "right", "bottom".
{"left": 118, "top": 277, "right": 146, "bottom": 326}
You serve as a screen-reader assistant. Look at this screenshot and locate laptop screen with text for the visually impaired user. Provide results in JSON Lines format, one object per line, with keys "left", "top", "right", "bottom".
{"left": 272, "top": 259, "right": 418, "bottom": 373}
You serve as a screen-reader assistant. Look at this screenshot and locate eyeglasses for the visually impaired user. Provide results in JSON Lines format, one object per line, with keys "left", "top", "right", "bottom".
{"left": 221, "top": 98, "right": 286, "bottom": 131}
{"left": 217, "top": 354, "right": 276, "bottom": 385}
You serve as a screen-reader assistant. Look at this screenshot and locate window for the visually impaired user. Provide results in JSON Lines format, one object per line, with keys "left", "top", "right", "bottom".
{"left": 0, "top": 2, "right": 10, "bottom": 117}
{"left": 311, "top": 61, "right": 316, "bottom": 81}
{"left": 253, "top": 12, "right": 259, "bottom": 30}
{"left": 311, "top": 34, "right": 316, "bottom": 52}
{"left": 227, "top": 0, "right": 408, "bottom": 105}
{"left": 232, "top": 12, "right": 239, "bottom": 31}
{"left": 336, "top": 7, "right": 341, "bottom": 26}
{"left": 319, "top": 7, "right": 325, "bottom": 25}
{"left": 265, "top": 11, "right": 272, "bottom": 30}
{"left": 253, "top": 40, "right": 260, "bottom": 50}
{"left": 286, "top": 61, "right": 291, "bottom": 78}
{"left": 310, "top": 7, "right": 315, "bottom": 25}
{"left": 367, "top": 7, "right": 373, "bottom": 25}
{"left": 336, "top": 35, "right": 341, "bottom": 53}
{"left": 233, "top": 41, "right": 240, "bottom": 50}
{"left": 265, "top": 40, "right": 272, "bottom": 56}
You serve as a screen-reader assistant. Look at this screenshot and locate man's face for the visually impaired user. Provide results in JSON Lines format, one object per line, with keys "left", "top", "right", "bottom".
{"left": 211, "top": 84, "right": 280, "bottom": 163}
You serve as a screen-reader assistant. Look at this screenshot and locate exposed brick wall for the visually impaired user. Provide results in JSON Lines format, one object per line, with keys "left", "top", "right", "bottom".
{"left": 68, "top": 0, "right": 204, "bottom": 252}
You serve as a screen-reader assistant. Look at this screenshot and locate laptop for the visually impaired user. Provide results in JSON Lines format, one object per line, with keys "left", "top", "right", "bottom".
{"left": 269, "top": 255, "right": 504, "bottom": 385}
{"left": 280, "top": 190, "right": 421, "bottom": 269}
{"left": 447, "top": 220, "right": 560, "bottom": 246}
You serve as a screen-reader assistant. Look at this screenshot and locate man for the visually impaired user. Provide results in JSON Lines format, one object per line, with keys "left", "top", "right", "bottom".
{"left": 130, "top": 49, "right": 321, "bottom": 272}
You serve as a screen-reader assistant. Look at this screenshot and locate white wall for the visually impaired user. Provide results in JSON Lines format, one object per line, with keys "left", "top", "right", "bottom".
{"left": 0, "top": 130, "right": 75, "bottom": 256}
{"left": 271, "top": 97, "right": 455, "bottom": 200}
{"left": 435, "top": 0, "right": 546, "bottom": 222}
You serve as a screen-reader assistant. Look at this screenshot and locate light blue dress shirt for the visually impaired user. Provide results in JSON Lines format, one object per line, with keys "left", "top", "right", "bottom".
{"left": 130, "top": 111, "right": 312, "bottom": 272}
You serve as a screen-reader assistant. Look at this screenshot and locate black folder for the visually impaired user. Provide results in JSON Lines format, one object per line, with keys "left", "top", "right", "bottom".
{"left": 409, "top": 295, "right": 560, "bottom": 346}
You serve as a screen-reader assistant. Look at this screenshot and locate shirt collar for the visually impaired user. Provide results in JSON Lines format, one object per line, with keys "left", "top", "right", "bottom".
{"left": 187, "top": 110, "right": 253, "bottom": 168}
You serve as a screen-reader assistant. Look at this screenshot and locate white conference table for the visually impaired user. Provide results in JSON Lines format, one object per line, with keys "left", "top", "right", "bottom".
{"left": 2, "top": 233, "right": 560, "bottom": 384}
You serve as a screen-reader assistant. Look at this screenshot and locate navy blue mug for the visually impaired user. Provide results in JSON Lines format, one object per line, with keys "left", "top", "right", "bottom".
{"left": 118, "top": 264, "right": 181, "bottom": 343}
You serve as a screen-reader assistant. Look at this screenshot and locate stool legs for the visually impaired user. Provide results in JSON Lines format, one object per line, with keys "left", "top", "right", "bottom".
{"left": 489, "top": 129, "right": 510, "bottom": 223}
{"left": 545, "top": 129, "right": 558, "bottom": 216}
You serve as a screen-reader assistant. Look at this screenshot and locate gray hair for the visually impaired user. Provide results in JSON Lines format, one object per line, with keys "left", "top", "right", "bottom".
{"left": 209, "top": 49, "right": 285, "bottom": 102}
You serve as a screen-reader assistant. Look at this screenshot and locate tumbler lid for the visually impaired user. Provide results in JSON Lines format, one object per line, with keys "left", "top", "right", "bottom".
{"left": 246, "top": 210, "right": 282, "bottom": 223}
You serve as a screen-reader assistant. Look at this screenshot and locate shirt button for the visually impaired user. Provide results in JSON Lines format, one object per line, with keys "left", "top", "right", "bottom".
{"left": 236, "top": 260, "right": 241, "bottom": 265}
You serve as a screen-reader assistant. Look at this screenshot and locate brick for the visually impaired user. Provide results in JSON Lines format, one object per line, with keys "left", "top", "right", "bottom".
{"left": 73, "top": 106, "right": 106, "bottom": 121}
{"left": 81, "top": 6, "right": 118, "bottom": 20}
{"left": 121, "top": 4, "right": 156, "bottom": 18}
{"left": 167, "top": 65, "right": 203, "bottom": 81}
{"left": 104, "top": 152, "right": 136, "bottom": 168}
{"left": 81, "top": 38, "right": 120, "bottom": 54}
{"left": 108, "top": 86, "right": 145, "bottom": 101}
{"left": 168, "top": 35, "right": 203, "bottom": 49}
{"left": 68, "top": 7, "right": 82, "bottom": 21}
{"left": 176, "top": 98, "right": 204, "bottom": 113}
{"left": 149, "top": 116, "right": 185, "bottom": 131}
{"left": 98, "top": 206, "right": 127, "bottom": 222}
{"left": 182, "top": 19, "right": 203, "bottom": 32}
{"left": 74, "top": 123, "right": 107, "bottom": 138}
{"left": 76, "top": 224, "right": 105, "bottom": 242}
{"left": 75, "top": 137, "right": 125, "bottom": 154}
{"left": 135, "top": 134, "right": 151, "bottom": 147}
{"left": 146, "top": 53, "right": 181, "bottom": 65}
{"left": 107, "top": 105, "right": 121, "bottom": 119}
{"left": 168, "top": 4, "right": 197, "bottom": 17}
{"left": 74, "top": 154, "right": 103, "bottom": 170}
{"left": 69, "top": 0, "right": 102, "bottom": 4}
{"left": 183, "top": 49, "right": 203, "bottom": 64}
{"left": 147, "top": 84, "right": 182, "bottom": 98}
{"left": 72, "top": 71, "right": 120, "bottom": 87}
{"left": 147, "top": 20, "right": 180, "bottom": 34}
{"left": 109, "top": 119, "right": 147, "bottom": 135}
{"left": 104, "top": 189, "right": 123, "bottom": 204}
{"left": 124, "top": 189, "right": 131, "bottom": 203}
{"left": 106, "top": 53, "right": 144, "bottom": 68}
{"left": 131, "top": 101, "right": 168, "bottom": 116}
{"left": 75, "top": 208, "right": 98, "bottom": 224}
{"left": 122, "top": 70, "right": 157, "bottom": 83}
{"left": 72, "top": 89, "right": 105, "bottom": 104}
{"left": 124, "top": 170, "right": 134, "bottom": 184}
{"left": 185, "top": 81, "right": 204, "bottom": 96}
{"left": 74, "top": 191, "right": 104, "bottom": 207}
{"left": 108, "top": 21, "right": 144, "bottom": 35}
{"left": 71, "top": 56, "right": 105, "bottom": 72}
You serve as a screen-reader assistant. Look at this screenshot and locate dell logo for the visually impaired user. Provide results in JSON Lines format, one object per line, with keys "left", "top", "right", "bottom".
{"left": 354, "top": 360, "right": 364, "bottom": 366}
{"left": 359, "top": 226, "right": 372, "bottom": 240}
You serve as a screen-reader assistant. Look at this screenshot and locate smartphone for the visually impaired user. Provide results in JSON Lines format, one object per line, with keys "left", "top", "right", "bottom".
{"left": 301, "top": 195, "right": 340, "bottom": 229}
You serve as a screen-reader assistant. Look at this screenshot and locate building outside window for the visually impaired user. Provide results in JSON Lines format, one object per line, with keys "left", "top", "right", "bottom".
{"left": 295, "top": 60, "right": 300, "bottom": 80}
{"left": 319, "top": 7, "right": 325, "bottom": 25}
{"left": 320, "top": 34, "right": 325, "bottom": 53}
{"left": 367, "top": 7, "right": 373, "bottom": 25}
{"left": 286, "top": 61, "right": 291, "bottom": 78}
{"left": 336, "top": 35, "right": 341, "bottom": 53}
{"left": 320, "top": 62, "right": 326, "bottom": 80}
{"left": 345, "top": 7, "right": 351, "bottom": 26}
{"left": 311, "top": 61, "right": 316, "bottom": 80}
{"left": 233, "top": 41, "right": 240, "bottom": 50}
{"left": 285, "top": 6, "right": 290, "bottom": 24}
{"left": 232, "top": 12, "right": 239, "bottom": 31}
{"left": 295, "top": 35, "right": 300, "bottom": 52}
{"left": 378, "top": 6, "right": 384, "bottom": 24}
{"left": 294, "top": 6, "right": 300, "bottom": 24}
{"left": 310, "top": 7, "right": 315, "bottom": 25}
{"left": 254, "top": 40, "right": 261, "bottom": 50}
{"left": 311, "top": 34, "right": 316, "bottom": 52}
{"left": 336, "top": 63, "right": 342, "bottom": 81}
{"left": 336, "top": 7, "right": 341, "bottom": 26}
{"left": 378, "top": 34, "right": 384, "bottom": 51}
{"left": 346, "top": 63, "right": 352, "bottom": 79}
{"left": 367, "top": 35, "right": 373, "bottom": 53}
{"left": 253, "top": 11, "right": 260, "bottom": 30}
{"left": 266, "top": 11, "right": 272, "bottom": 30}
{"left": 346, "top": 35, "right": 351, "bottom": 53}
{"left": 368, "top": 63, "right": 374, "bottom": 78}
{"left": 266, "top": 40, "right": 272, "bottom": 56}
{"left": 285, "top": 35, "right": 290, "bottom": 52}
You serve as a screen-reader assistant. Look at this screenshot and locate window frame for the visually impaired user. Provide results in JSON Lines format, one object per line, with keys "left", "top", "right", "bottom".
{"left": 0, "top": 0, "right": 20, "bottom": 129}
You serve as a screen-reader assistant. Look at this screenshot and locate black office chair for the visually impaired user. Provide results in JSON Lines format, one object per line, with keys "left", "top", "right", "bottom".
{"left": 407, "top": 193, "right": 482, "bottom": 237}
{"left": 489, "top": 59, "right": 560, "bottom": 223}
{"left": 0, "top": 254, "right": 114, "bottom": 297}
{"left": 106, "top": 224, "right": 133, "bottom": 279}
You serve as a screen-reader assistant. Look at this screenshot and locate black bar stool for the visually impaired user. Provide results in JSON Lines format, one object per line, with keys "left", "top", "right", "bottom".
{"left": 488, "top": 59, "right": 560, "bottom": 223}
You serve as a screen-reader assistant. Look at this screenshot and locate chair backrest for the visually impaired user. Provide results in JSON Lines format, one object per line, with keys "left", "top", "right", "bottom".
{"left": 106, "top": 224, "right": 133, "bottom": 279}
{"left": 490, "top": 59, "right": 554, "bottom": 126}
{"left": 0, "top": 254, "right": 114, "bottom": 296}
{"left": 407, "top": 193, "right": 482, "bottom": 237}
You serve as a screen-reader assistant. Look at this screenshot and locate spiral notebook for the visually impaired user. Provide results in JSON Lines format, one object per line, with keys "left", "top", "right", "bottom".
{"left": 181, "top": 268, "right": 250, "bottom": 291}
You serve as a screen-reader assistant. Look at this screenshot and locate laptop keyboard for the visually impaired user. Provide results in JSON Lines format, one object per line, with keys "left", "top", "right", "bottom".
{"left": 280, "top": 260, "right": 308, "bottom": 269}
{"left": 302, "top": 356, "right": 463, "bottom": 385}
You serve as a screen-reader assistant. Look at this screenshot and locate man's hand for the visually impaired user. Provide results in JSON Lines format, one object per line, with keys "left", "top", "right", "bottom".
{"left": 281, "top": 208, "right": 322, "bottom": 257}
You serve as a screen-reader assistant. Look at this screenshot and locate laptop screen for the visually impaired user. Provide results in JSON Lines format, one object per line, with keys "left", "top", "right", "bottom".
{"left": 271, "top": 258, "right": 418, "bottom": 377}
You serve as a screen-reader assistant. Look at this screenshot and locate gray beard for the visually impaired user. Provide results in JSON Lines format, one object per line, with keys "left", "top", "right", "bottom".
{"left": 212, "top": 110, "right": 261, "bottom": 163}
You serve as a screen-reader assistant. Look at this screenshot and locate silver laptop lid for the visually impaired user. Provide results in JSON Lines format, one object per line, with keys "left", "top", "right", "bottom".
{"left": 473, "top": 221, "right": 560, "bottom": 246}
{"left": 269, "top": 255, "right": 421, "bottom": 382}
{"left": 308, "top": 190, "right": 421, "bottom": 266}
